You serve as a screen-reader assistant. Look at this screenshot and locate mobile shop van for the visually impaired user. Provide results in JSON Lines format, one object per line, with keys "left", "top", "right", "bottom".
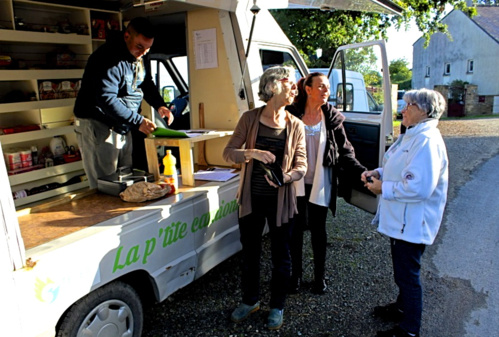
{"left": 0, "top": 0, "right": 400, "bottom": 336}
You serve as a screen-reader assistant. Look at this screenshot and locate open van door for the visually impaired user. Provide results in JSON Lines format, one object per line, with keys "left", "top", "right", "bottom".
{"left": 327, "top": 40, "right": 393, "bottom": 213}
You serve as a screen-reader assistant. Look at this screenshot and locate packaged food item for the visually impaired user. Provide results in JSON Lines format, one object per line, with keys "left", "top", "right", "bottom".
{"left": 12, "top": 190, "right": 28, "bottom": 200}
{"left": 50, "top": 136, "right": 67, "bottom": 158}
{"left": 91, "top": 19, "right": 106, "bottom": 39}
{"left": 0, "top": 55, "right": 12, "bottom": 67}
{"left": 74, "top": 80, "right": 82, "bottom": 97}
{"left": 4, "top": 151, "right": 21, "bottom": 171}
{"left": 39, "top": 81, "right": 57, "bottom": 100}
{"left": 20, "top": 149, "right": 32, "bottom": 168}
{"left": 31, "top": 146, "right": 38, "bottom": 165}
{"left": 57, "top": 80, "right": 76, "bottom": 99}
{"left": 47, "top": 50, "right": 76, "bottom": 68}
{"left": 1, "top": 125, "right": 40, "bottom": 135}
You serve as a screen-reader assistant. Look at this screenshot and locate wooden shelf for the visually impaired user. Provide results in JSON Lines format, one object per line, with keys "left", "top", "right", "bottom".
{"left": 0, "top": 69, "right": 84, "bottom": 81}
{"left": 14, "top": 180, "right": 89, "bottom": 207}
{"left": 0, "top": 29, "right": 90, "bottom": 44}
{"left": 0, "top": 98, "right": 76, "bottom": 114}
{"left": 0, "top": 125, "right": 74, "bottom": 145}
{"left": 9, "top": 160, "right": 84, "bottom": 185}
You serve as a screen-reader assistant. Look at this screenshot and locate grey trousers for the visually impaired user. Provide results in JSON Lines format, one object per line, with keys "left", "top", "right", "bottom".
{"left": 74, "top": 118, "right": 132, "bottom": 189}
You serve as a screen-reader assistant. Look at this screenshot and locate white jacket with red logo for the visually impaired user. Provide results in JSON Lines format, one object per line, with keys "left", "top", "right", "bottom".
{"left": 372, "top": 119, "right": 449, "bottom": 245}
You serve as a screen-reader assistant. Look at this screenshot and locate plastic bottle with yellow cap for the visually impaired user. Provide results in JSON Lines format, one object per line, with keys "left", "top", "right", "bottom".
{"left": 162, "top": 149, "right": 178, "bottom": 192}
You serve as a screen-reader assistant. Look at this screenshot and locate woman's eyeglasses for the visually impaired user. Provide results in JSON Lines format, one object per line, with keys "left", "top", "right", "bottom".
{"left": 279, "top": 77, "right": 296, "bottom": 88}
{"left": 404, "top": 102, "right": 418, "bottom": 110}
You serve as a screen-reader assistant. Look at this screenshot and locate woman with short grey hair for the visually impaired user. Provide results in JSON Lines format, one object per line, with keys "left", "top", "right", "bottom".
{"left": 258, "top": 66, "right": 293, "bottom": 102}
{"left": 402, "top": 88, "right": 446, "bottom": 119}
{"left": 361, "top": 88, "right": 449, "bottom": 337}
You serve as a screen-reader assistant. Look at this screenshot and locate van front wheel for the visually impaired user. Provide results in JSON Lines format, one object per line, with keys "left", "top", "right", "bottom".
{"left": 56, "top": 281, "right": 143, "bottom": 337}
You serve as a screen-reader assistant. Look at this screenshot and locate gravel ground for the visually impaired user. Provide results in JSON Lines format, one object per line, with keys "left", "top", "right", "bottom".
{"left": 141, "top": 117, "right": 499, "bottom": 337}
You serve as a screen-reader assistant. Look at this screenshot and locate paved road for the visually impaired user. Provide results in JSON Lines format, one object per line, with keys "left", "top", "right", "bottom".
{"left": 428, "top": 154, "right": 499, "bottom": 336}
{"left": 421, "top": 118, "right": 499, "bottom": 336}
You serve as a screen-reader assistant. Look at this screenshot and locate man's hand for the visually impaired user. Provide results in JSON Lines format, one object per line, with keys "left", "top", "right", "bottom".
{"left": 158, "top": 106, "right": 174, "bottom": 125}
{"left": 139, "top": 118, "right": 157, "bottom": 135}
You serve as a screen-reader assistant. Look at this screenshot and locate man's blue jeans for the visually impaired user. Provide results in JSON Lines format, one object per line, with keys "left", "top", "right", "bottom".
{"left": 391, "top": 238, "right": 426, "bottom": 335}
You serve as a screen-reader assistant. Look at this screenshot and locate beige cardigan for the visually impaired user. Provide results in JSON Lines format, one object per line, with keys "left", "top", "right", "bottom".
{"left": 223, "top": 106, "right": 307, "bottom": 226}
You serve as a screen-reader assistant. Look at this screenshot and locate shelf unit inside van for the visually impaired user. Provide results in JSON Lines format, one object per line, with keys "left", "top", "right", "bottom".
{"left": 0, "top": 0, "right": 121, "bottom": 208}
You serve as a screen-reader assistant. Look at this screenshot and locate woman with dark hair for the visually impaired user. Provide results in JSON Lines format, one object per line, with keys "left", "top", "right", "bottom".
{"left": 363, "top": 88, "right": 449, "bottom": 337}
{"left": 223, "top": 66, "right": 307, "bottom": 330}
{"left": 286, "top": 72, "right": 367, "bottom": 294}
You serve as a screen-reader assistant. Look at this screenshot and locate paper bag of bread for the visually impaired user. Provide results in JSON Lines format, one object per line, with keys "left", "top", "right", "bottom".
{"left": 119, "top": 181, "right": 173, "bottom": 202}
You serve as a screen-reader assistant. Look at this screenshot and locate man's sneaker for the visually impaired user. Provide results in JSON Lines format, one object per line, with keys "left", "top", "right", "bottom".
{"left": 376, "top": 326, "right": 419, "bottom": 337}
{"left": 267, "top": 308, "right": 283, "bottom": 330}
{"left": 231, "top": 302, "right": 260, "bottom": 323}
{"left": 372, "top": 302, "right": 404, "bottom": 322}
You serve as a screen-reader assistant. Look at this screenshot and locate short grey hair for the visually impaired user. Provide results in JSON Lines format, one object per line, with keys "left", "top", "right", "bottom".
{"left": 404, "top": 88, "right": 446, "bottom": 119}
{"left": 258, "top": 66, "right": 294, "bottom": 103}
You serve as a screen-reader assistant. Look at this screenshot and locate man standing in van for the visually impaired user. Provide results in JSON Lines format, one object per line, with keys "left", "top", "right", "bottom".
{"left": 74, "top": 17, "right": 173, "bottom": 188}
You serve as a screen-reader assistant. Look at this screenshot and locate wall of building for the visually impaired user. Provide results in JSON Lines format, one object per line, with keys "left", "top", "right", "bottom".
{"left": 434, "top": 84, "right": 496, "bottom": 116}
{"left": 412, "top": 10, "right": 499, "bottom": 96}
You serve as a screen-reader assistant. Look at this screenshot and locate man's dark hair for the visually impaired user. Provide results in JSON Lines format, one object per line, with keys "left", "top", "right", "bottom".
{"left": 127, "top": 17, "right": 155, "bottom": 39}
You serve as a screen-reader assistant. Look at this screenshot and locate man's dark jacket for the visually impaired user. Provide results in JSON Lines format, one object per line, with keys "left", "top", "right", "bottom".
{"left": 74, "top": 32, "right": 165, "bottom": 134}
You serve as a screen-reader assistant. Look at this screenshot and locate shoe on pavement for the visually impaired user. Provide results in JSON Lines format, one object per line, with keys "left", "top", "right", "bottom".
{"left": 372, "top": 302, "right": 404, "bottom": 322}
{"left": 231, "top": 301, "right": 260, "bottom": 323}
{"left": 267, "top": 308, "right": 284, "bottom": 330}
{"left": 312, "top": 278, "right": 327, "bottom": 295}
{"left": 376, "top": 326, "right": 419, "bottom": 337}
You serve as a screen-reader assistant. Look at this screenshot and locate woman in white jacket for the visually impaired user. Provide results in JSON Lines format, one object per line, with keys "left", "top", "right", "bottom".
{"left": 362, "top": 88, "right": 449, "bottom": 337}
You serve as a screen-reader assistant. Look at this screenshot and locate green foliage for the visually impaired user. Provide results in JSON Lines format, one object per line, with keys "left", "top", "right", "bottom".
{"left": 398, "top": 79, "right": 412, "bottom": 90}
{"left": 449, "top": 79, "right": 468, "bottom": 103}
{"left": 389, "top": 58, "right": 412, "bottom": 89}
{"left": 270, "top": 0, "right": 475, "bottom": 66}
{"left": 270, "top": 9, "right": 387, "bottom": 67}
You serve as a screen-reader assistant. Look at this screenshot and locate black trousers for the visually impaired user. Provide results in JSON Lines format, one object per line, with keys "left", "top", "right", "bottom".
{"left": 238, "top": 194, "right": 293, "bottom": 310}
{"left": 290, "top": 184, "right": 329, "bottom": 281}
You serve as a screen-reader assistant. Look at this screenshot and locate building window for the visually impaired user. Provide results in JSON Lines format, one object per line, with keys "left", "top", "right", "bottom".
{"left": 444, "top": 63, "right": 451, "bottom": 75}
{"left": 467, "top": 60, "right": 474, "bottom": 73}
{"left": 425, "top": 66, "right": 430, "bottom": 77}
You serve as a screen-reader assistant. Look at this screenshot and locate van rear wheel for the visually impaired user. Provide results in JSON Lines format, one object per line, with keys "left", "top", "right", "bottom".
{"left": 56, "top": 281, "right": 143, "bottom": 337}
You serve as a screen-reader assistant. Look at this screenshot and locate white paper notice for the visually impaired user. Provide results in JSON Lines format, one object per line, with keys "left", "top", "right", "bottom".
{"left": 194, "top": 28, "right": 218, "bottom": 69}
{"left": 194, "top": 168, "right": 238, "bottom": 182}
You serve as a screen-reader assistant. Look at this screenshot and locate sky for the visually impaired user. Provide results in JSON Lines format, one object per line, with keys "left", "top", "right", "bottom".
{"left": 384, "top": 21, "right": 423, "bottom": 69}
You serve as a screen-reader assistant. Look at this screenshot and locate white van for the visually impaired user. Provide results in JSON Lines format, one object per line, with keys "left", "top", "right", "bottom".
{"left": 0, "top": 1, "right": 400, "bottom": 336}
{"left": 310, "top": 68, "right": 383, "bottom": 112}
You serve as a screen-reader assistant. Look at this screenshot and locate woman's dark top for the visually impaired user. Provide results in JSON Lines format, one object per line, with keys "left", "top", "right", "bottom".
{"left": 251, "top": 123, "right": 286, "bottom": 196}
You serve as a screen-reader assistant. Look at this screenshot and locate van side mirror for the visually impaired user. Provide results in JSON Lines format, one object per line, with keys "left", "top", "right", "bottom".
{"left": 161, "top": 86, "right": 176, "bottom": 103}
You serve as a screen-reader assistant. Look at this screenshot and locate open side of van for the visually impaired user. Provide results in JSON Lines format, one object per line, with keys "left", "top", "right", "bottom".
{"left": 325, "top": 41, "right": 394, "bottom": 214}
